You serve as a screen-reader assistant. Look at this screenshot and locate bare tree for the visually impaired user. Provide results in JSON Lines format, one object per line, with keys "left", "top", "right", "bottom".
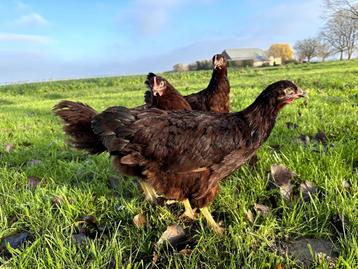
{"left": 294, "top": 38, "right": 320, "bottom": 62}
{"left": 324, "top": 0, "right": 358, "bottom": 20}
{"left": 317, "top": 40, "right": 332, "bottom": 61}
{"left": 321, "top": 10, "right": 357, "bottom": 60}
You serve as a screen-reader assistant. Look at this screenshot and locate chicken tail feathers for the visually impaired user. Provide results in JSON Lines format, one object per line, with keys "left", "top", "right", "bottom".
{"left": 144, "top": 72, "right": 157, "bottom": 106}
{"left": 53, "top": 100, "right": 106, "bottom": 154}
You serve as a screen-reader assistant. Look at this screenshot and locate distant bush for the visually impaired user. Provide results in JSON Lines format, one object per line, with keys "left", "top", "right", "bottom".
{"left": 283, "top": 59, "right": 299, "bottom": 65}
{"left": 174, "top": 59, "right": 212, "bottom": 72}
{"left": 173, "top": 63, "right": 189, "bottom": 72}
{"left": 195, "top": 60, "right": 212, "bottom": 70}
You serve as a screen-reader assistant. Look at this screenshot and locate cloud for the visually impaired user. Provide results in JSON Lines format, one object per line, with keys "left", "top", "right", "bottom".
{"left": 12, "top": 12, "right": 49, "bottom": 27}
{"left": 0, "top": 33, "right": 53, "bottom": 45}
{"left": 118, "top": 0, "right": 215, "bottom": 34}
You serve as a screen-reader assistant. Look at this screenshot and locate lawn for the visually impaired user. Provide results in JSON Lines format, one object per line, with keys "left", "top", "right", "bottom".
{"left": 0, "top": 60, "right": 357, "bottom": 268}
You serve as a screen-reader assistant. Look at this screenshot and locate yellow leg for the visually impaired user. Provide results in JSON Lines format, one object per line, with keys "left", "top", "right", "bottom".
{"left": 180, "top": 199, "right": 198, "bottom": 220}
{"left": 201, "top": 207, "right": 224, "bottom": 234}
{"left": 165, "top": 199, "right": 177, "bottom": 205}
{"left": 139, "top": 181, "right": 158, "bottom": 202}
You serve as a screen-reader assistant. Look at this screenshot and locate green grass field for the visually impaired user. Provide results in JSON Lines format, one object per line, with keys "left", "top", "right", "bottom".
{"left": 1, "top": 60, "right": 357, "bottom": 268}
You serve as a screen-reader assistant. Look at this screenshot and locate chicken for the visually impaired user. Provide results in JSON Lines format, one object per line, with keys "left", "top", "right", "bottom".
{"left": 53, "top": 74, "right": 191, "bottom": 154}
{"left": 143, "top": 72, "right": 191, "bottom": 111}
{"left": 54, "top": 73, "right": 191, "bottom": 202}
{"left": 91, "top": 80, "right": 306, "bottom": 233}
{"left": 184, "top": 54, "right": 230, "bottom": 112}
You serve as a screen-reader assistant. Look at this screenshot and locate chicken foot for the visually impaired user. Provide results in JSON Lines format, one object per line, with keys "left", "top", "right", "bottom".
{"left": 200, "top": 207, "right": 224, "bottom": 235}
{"left": 139, "top": 181, "right": 158, "bottom": 202}
{"left": 180, "top": 199, "right": 198, "bottom": 220}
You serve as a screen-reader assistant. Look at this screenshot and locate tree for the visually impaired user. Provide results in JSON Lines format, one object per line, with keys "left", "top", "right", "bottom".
{"left": 321, "top": 10, "right": 357, "bottom": 60}
{"left": 294, "top": 38, "right": 320, "bottom": 62}
{"left": 267, "top": 43, "right": 294, "bottom": 62}
{"left": 324, "top": 0, "right": 358, "bottom": 21}
{"left": 316, "top": 41, "right": 332, "bottom": 61}
{"left": 173, "top": 63, "right": 189, "bottom": 72}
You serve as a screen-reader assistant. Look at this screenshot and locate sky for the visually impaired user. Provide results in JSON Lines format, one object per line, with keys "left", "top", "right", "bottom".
{"left": 0, "top": 0, "right": 323, "bottom": 83}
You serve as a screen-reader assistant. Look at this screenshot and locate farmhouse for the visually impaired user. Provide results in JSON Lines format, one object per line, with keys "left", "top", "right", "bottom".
{"left": 222, "top": 48, "right": 282, "bottom": 67}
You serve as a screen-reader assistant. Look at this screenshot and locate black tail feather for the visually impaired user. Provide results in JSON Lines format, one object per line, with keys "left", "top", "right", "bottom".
{"left": 53, "top": 100, "right": 106, "bottom": 154}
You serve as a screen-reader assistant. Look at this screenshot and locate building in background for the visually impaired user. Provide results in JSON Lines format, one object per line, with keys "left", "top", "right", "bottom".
{"left": 222, "top": 48, "right": 282, "bottom": 67}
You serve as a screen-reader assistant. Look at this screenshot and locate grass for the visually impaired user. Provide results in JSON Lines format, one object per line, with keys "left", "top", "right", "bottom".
{"left": 0, "top": 60, "right": 357, "bottom": 268}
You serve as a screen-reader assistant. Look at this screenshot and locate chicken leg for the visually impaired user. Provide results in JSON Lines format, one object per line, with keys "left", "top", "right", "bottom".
{"left": 200, "top": 207, "right": 224, "bottom": 235}
{"left": 139, "top": 181, "right": 158, "bottom": 202}
{"left": 180, "top": 199, "right": 198, "bottom": 220}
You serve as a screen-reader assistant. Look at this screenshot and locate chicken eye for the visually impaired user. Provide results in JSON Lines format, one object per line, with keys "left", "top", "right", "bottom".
{"left": 283, "top": 88, "right": 294, "bottom": 95}
{"left": 160, "top": 81, "right": 165, "bottom": 87}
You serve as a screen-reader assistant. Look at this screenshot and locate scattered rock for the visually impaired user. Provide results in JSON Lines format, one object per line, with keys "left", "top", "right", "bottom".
{"left": 51, "top": 196, "right": 63, "bottom": 209}
{"left": 280, "top": 184, "right": 294, "bottom": 201}
{"left": 270, "top": 164, "right": 295, "bottom": 200}
{"left": 0, "top": 232, "right": 29, "bottom": 255}
{"left": 253, "top": 203, "right": 270, "bottom": 216}
{"left": 81, "top": 215, "right": 98, "bottom": 226}
{"left": 133, "top": 213, "right": 146, "bottom": 228}
{"left": 341, "top": 180, "right": 351, "bottom": 191}
{"left": 28, "top": 176, "right": 41, "bottom": 189}
{"left": 286, "top": 122, "right": 299, "bottom": 129}
{"left": 271, "top": 164, "right": 295, "bottom": 186}
{"left": 4, "top": 143, "right": 14, "bottom": 153}
{"left": 179, "top": 248, "right": 193, "bottom": 255}
{"left": 76, "top": 215, "right": 103, "bottom": 239}
{"left": 330, "top": 213, "right": 349, "bottom": 236}
{"left": 299, "top": 181, "right": 317, "bottom": 202}
{"left": 245, "top": 209, "right": 255, "bottom": 223}
{"left": 298, "top": 134, "right": 310, "bottom": 146}
{"left": 284, "top": 238, "right": 337, "bottom": 268}
{"left": 27, "top": 159, "right": 42, "bottom": 166}
{"left": 72, "top": 233, "right": 89, "bottom": 244}
{"left": 269, "top": 144, "right": 281, "bottom": 151}
{"left": 157, "top": 225, "right": 186, "bottom": 247}
{"left": 313, "top": 131, "right": 327, "bottom": 144}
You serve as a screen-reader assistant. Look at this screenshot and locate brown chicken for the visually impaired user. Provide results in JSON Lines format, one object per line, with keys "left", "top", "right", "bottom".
{"left": 147, "top": 54, "right": 229, "bottom": 113}
{"left": 184, "top": 54, "right": 230, "bottom": 112}
{"left": 91, "top": 80, "right": 306, "bottom": 233}
{"left": 54, "top": 74, "right": 192, "bottom": 202}
{"left": 143, "top": 72, "right": 191, "bottom": 111}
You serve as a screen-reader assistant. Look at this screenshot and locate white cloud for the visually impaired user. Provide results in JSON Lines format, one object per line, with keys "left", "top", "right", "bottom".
{"left": 0, "top": 33, "right": 53, "bottom": 45}
{"left": 13, "top": 12, "right": 49, "bottom": 27}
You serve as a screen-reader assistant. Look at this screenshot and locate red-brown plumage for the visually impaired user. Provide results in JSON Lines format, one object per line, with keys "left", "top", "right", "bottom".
{"left": 91, "top": 80, "right": 306, "bottom": 209}
{"left": 184, "top": 54, "right": 230, "bottom": 113}
{"left": 53, "top": 73, "right": 191, "bottom": 154}
{"left": 144, "top": 73, "right": 191, "bottom": 111}
{"left": 53, "top": 101, "right": 106, "bottom": 154}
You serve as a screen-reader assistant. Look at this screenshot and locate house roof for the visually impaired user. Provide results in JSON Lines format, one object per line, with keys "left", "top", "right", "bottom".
{"left": 222, "top": 48, "right": 268, "bottom": 61}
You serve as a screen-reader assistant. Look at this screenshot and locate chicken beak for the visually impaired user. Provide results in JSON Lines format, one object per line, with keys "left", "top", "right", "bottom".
{"left": 296, "top": 88, "right": 308, "bottom": 99}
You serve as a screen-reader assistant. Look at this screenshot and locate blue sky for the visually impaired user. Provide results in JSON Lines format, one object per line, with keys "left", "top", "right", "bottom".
{"left": 0, "top": 0, "right": 323, "bottom": 83}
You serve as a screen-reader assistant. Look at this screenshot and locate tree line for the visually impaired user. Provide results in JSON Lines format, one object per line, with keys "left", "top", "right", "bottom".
{"left": 173, "top": 0, "right": 357, "bottom": 71}
{"left": 294, "top": 0, "right": 357, "bottom": 62}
